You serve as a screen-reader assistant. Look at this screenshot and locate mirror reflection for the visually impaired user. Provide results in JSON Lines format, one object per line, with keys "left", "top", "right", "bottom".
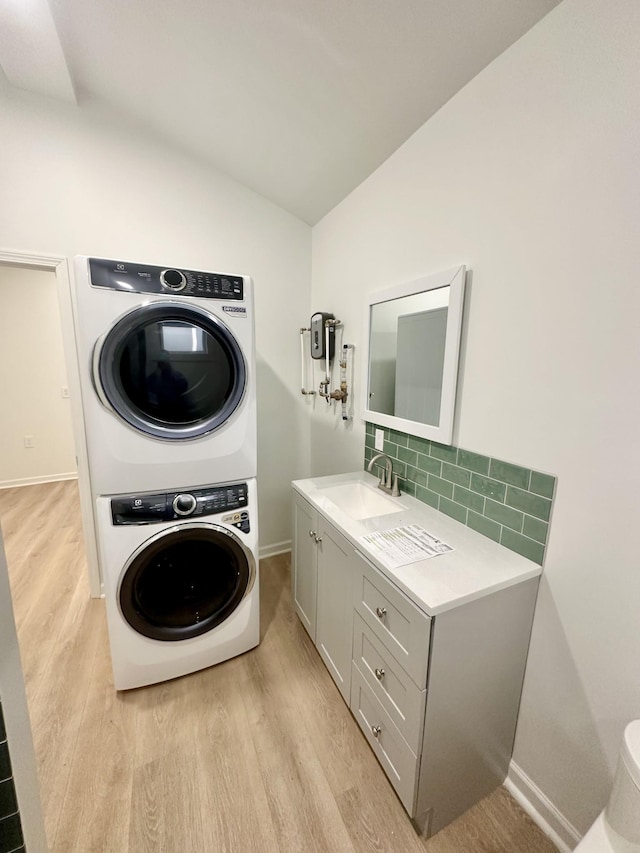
{"left": 368, "top": 287, "right": 449, "bottom": 426}
{"left": 364, "top": 265, "right": 466, "bottom": 445}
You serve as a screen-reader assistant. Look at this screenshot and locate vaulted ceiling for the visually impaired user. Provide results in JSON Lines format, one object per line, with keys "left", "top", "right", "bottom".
{"left": 0, "top": 0, "right": 560, "bottom": 223}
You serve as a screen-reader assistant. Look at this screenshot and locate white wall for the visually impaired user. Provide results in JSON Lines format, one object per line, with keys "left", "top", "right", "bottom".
{"left": 311, "top": 0, "right": 640, "bottom": 839}
{"left": 0, "top": 265, "right": 76, "bottom": 487}
{"left": 0, "top": 87, "right": 311, "bottom": 550}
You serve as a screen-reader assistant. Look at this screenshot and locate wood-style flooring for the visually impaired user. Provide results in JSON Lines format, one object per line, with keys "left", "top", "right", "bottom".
{"left": 0, "top": 481, "right": 558, "bottom": 852}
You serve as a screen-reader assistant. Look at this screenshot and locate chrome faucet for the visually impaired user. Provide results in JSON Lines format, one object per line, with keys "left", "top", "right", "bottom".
{"left": 367, "top": 453, "right": 401, "bottom": 497}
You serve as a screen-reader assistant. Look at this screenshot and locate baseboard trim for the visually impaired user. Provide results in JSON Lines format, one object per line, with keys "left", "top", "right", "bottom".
{"left": 0, "top": 472, "right": 78, "bottom": 490}
{"left": 506, "top": 761, "right": 581, "bottom": 852}
{"left": 259, "top": 540, "right": 291, "bottom": 560}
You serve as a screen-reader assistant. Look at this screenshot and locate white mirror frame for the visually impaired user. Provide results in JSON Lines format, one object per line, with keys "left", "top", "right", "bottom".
{"left": 362, "top": 264, "right": 466, "bottom": 445}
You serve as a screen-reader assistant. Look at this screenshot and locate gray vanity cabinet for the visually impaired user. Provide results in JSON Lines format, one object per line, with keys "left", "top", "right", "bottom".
{"left": 291, "top": 481, "right": 539, "bottom": 839}
{"left": 291, "top": 492, "right": 355, "bottom": 703}
{"left": 349, "top": 549, "right": 539, "bottom": 837}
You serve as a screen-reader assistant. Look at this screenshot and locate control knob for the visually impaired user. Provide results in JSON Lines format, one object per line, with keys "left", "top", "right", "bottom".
{"left": 160, "top": 268, "right": 187, "bottom": 292}
{"left": 173, "top": 493, "right": 197, "bottom": 516}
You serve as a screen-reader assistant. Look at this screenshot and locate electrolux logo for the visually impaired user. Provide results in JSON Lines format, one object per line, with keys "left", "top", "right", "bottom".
{"left": 222, "top": 306, "right": 247, "bottom": 316}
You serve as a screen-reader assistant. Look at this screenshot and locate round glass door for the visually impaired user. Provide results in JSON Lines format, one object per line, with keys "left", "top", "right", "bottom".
{"left": 119, "top": 524, "right": 255, "bottom": 641}
{"left": 96, "top": 302, "right": 246, "bottom": 440}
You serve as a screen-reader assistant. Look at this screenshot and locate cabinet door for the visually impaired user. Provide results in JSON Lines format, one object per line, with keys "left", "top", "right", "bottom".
{"left": 316, "top": 518, "right": 355, "bottom": 704}
{"left": 292, "top": 493, "right": 318, "bottom": 640}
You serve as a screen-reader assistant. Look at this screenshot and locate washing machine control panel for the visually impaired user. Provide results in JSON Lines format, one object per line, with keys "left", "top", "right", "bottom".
{"left": 88, "top": 258, "right": 244, "bottom": 300}
{"left": 111, "top": 483, "right": 250, "bottom": 532}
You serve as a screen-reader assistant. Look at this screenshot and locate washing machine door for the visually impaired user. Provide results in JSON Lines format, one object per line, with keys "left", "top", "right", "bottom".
{"left": 94, "top": 302, "right": 246, "bottom": 440}
{"left": 119, "top": 523, "right": 256, "bottom": 641}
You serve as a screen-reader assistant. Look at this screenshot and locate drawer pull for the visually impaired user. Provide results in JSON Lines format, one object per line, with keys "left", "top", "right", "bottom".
{"left": 374, "top": 667, "right": 385, "bottom": 681}
{"left": 376, "top": 606, "right": 387, "bottom": 620}
{"left": 371, "top": 725, "right": 382, "bottom": 739}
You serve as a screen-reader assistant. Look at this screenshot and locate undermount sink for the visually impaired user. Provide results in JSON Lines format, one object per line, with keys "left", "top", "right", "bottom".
{"left": 319, "top": 481, "right": 404, "bottom": 521}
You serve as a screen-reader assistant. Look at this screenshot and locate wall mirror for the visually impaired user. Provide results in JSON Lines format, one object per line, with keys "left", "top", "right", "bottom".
{"left": 363, "top": 264, "right": 466, "bottom": 445}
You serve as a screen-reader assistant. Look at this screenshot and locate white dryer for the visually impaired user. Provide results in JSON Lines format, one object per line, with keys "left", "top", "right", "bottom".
{"left": 96, "top": 478, "right": 260, "bottom": 690}
{"left": 72, "top": 256, "right": 256, "bottom": 496}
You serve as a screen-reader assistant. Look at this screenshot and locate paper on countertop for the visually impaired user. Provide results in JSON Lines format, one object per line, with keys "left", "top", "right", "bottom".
{"left": 360, "top": 524, "right": 453, "bottom": 569}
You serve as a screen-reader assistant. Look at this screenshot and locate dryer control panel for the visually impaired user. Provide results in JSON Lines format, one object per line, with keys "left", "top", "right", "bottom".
{"left": 111, "top": 483, "right": 250, "bottom": 533}
{"left": 88, "top": 258, "right": 244, "bottom": 300}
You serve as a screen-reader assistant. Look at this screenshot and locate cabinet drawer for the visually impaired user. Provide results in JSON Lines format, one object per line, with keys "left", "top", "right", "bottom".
{"left": 354, "top": 552, "right": 431, "bottom": 687}
{"left": 350, "top": 664, "right": 419, "bottom": 815}
{"left": 352, "top": 612, "right": 426, "bottom": 753}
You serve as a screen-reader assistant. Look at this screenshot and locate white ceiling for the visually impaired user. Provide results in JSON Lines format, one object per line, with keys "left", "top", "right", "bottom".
{"left": 1, "top": 0, "right": 560, "bottom": 223}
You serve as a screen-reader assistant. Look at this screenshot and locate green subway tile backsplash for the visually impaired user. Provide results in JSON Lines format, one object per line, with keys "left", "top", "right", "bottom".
{"left": 441, "top": 462, "right": 471, "bottom": 489}
{"left": 484, "top": 499, "right": 524, "bottom": 532}
{"left": 389, "top": 429, "right": 409, "bottom": 447}
{"left": 489, "top": 459, "right": 531, "bottom": 489}
{"left": 430, "top": 442, "right": 458, "bottom": 464}
{"left": 406, "top": 466, "right": 428, "bottom": 488}
{"left": 403, "top": 480, "right": 417, "bottom": 497}
{"left": 470, "top": 473, "right": 506, "bottom": 502}
{"left": 506, "top": 486, "right": 552, "bottom": 522}
{"left": 453, "top": 485, "right": 484, "bottom": 513}
{"left": 500, "top": 528, "right": 545, "bottom": 564}
{"left": 530, "top": 471, "right": 556, "bottom": 499}
{"left": 398, "top": 446, "right": 418, "bottom": 466}
{"left": 523, "top": 515, "right": 549, "bottom": 544}
{"left": 417, "top": 453, "right": 441, "bottom": 475}
{"left": 457, "top": 449, "right": 490, "bottom": 475}
{"left": 364, "top": 424, "right": 556, "bottom": 566}
{"left": 416, "top": 485, "right": 439, "bottom": 509}
{"left": 438, "top": 497, "right": 468, "bottom": 524}
{"left": 408, "top": 436, "right": 430, "bottom": 455}
{"left": 467, "top": 510, "right": 501, "bottom": 542}
{"left": 427, "top": 474, "right": 454, "bottom": 499}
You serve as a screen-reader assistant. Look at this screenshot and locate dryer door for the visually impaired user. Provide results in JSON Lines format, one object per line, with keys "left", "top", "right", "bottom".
{"left": 119, "top": 523, "right": 256, "bottom": 641}
{"left": 95, "top": 302, "right": 246, "bottom": 440}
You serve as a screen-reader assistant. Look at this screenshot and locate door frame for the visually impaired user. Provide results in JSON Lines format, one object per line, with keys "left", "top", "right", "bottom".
{"left": 0, "top": 527, "right": 49, "bottom": 851}
{"left": 0, "top": 250, "right": 101, "bottom": 597}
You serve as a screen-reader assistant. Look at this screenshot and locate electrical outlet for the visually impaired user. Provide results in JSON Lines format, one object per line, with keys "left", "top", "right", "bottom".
{"left": 61, "top": 386, "right": 70, "bottom": 398}
{"left": 24, "top": 435, "right": 35, "bottom": 448}
{"left": 374, "top": 429, "right": 384, "bottom": 451}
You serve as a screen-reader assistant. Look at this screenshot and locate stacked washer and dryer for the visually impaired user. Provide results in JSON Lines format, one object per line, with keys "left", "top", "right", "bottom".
{"left": 72, "top": 257, "right": 259, "bottom": 690}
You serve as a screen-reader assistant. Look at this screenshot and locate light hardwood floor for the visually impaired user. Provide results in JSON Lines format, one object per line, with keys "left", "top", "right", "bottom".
{"left": 0, "top": 481, "right": 558, "bottom": 853}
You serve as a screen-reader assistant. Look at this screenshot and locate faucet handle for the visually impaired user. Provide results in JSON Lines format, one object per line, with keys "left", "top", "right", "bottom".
{"left": 391, "top": 474, "right": 401, "bottom": 497}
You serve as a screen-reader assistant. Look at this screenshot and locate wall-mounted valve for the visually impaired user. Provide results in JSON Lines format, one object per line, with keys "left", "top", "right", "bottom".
{"left": 329, "top": 382, "right": 348, "bottom": 403}
{"left": 299, "top": 317, "right": 352, "bottom": 422}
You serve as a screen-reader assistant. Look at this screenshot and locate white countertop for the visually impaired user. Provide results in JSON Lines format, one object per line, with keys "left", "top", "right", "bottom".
{"left": 292, "top": 470, "right": 541, "bottom": 616}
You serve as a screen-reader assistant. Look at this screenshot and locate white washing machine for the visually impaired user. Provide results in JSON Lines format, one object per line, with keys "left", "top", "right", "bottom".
{"left": 72, "top": 256, "right": 256, "bottom": 496}
{"left": 96, "top": 478, "right": 260, "bottom": 690}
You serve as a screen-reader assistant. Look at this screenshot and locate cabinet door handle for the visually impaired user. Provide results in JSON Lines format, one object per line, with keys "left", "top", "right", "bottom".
{"left": 371, "top": 725, "right": 382, "bottom": 738}
{"left": 314, "top": 535, "right": 322, "bottom": 544}
{"left": 308, "top": 529, "right": 316, "bottom": 538}
{"left": 375, "top": 606, "right": 387, "bottom": 619}
{"left": 374, "top": 667, "right": 385, "bottom": 681}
